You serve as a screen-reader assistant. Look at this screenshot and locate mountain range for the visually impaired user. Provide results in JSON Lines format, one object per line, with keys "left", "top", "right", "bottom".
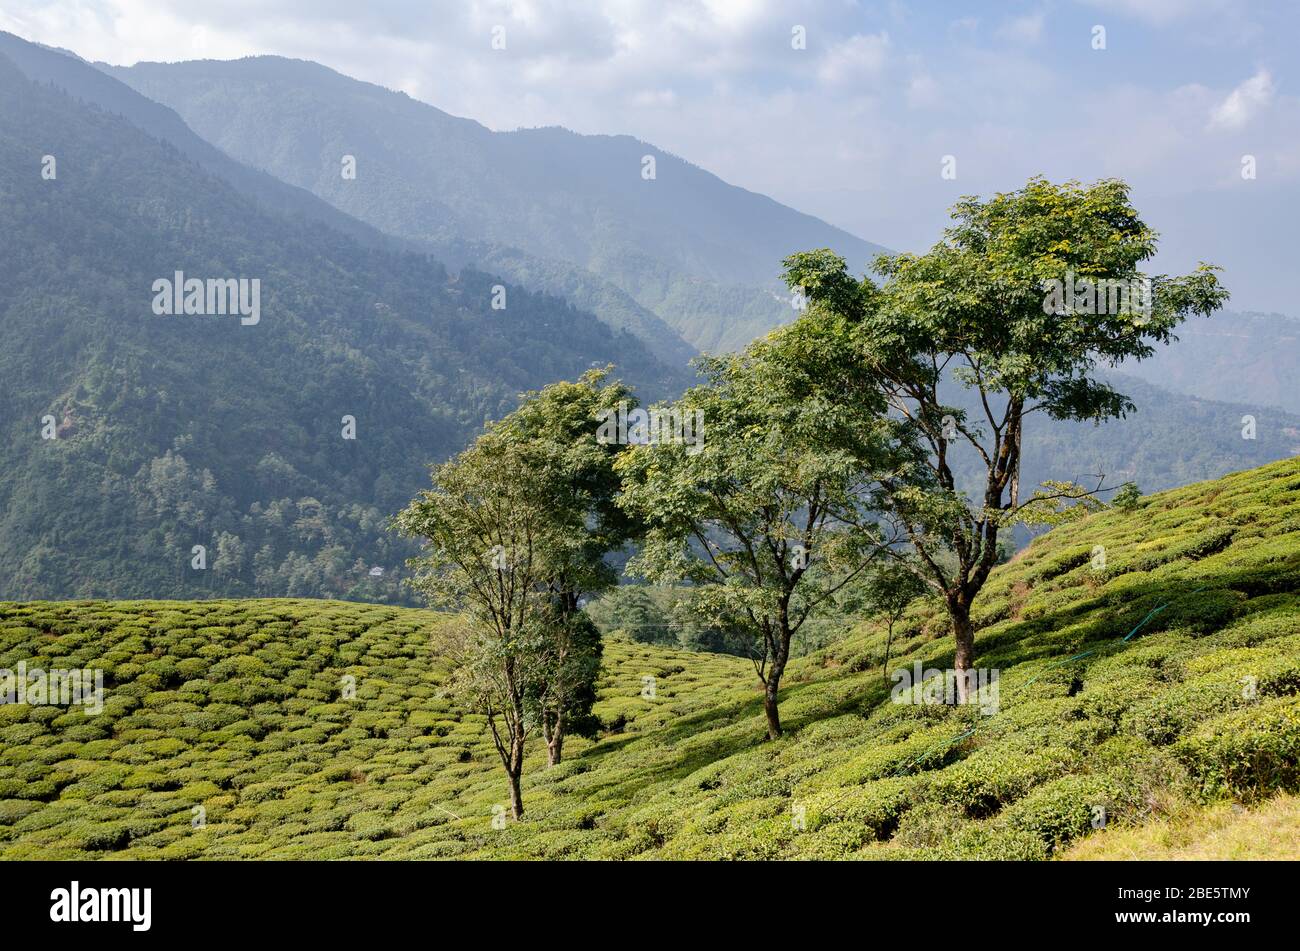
{"left": 1117, "top": 310, "right": 1300, "bottom": 416}
{"left": 98, "top": 52, "right": 1300, "bottom": 416}
{"left": 0, "top": 30, "right": 1297, "bottom": 602}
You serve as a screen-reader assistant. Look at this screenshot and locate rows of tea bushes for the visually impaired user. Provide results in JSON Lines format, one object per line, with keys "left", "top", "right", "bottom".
{"left": 0, "top": 598, "right": 748, "bottom": 858}
{"left": 1, "top": 457, "right": 1298, "bottom": 858}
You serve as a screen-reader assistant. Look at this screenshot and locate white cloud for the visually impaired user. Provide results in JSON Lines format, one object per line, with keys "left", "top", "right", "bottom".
{"left": 1209, "top": 68, "right": 1275, "bottom": 129}
{"left": 630, "top": 87, "right": 677, "bottom": 108}
{"left": 997, "top": 12, "right": 1044, "bottom": 44}
{"left": 816, "top": 32, "right": 890, "bottom": 87}
{"left": 1078, "top": 0, "right": 1235, "bottom": 25}
{"left": 906, "top": 73, "right": 940, "bottom": 108}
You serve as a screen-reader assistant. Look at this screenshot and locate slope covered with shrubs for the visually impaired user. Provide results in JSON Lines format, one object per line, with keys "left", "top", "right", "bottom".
{"left": 1, "top": 457, "right": 1298, "bottom": 859}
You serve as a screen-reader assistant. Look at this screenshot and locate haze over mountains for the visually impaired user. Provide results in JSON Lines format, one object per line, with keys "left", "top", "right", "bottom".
{"left": 1117, "top": 310, "right": 1300, "bottom": 416}
{"left": 109, "top": 54, "right": 891, "bottom": 355}
{"left": 1, "top": 31, "right": 1297, "bottom": 602}
{"left": 107, "top": 53, "right": 1300, "bottom": 393}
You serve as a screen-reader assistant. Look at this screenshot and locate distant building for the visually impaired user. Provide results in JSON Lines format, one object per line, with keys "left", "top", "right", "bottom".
{"left": 368, "top": 566, "right": 384, "bottom": 578}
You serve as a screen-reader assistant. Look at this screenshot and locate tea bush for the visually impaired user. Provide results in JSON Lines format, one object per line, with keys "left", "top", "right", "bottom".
{"left": 1, "top": 457, "right": 1298, "bottom": 858}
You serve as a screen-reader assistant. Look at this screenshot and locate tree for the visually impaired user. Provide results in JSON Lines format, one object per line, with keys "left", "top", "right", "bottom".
{"left": 784, "top": 177, "right": 1228, "bottom": 699}
{"left": 1113, "top": 481, "right": 1142, "bottom": 513}
{"left": 398, "top": 368, "right": 634, "bottom": 813}
{"left": 850, "top": 562, "right": 927, "bottom": 678}
{"left": 668, "top": 591, "right": 753, "bottom": 656}
{"left": 617, "top": 329, "right": 905, "bottom": 739}
{"left": 396, "top": 434, "right": 560, "bottom": 818}
{"left": 490, "top": 369, "right": 637, "bottom": 765}
{"left": 596, "top": 585, "right": 675, "bottom": 646}
{"left": 528, "top": 603, "right": 604, "bottom": 766}
{"left": 213, "top": 531, "right": 246, "bottom": 581}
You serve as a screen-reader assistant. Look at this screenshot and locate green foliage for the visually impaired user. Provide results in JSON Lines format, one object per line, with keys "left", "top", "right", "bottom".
{"left": 590, "top": 586, "right": 676, "bottom": 647}
{"left": 588, "top": 584, "right": 759, "bottom": 657}
{"left": 1177, "top": 696, "right": 1300, "bottom": 801}
{"left": 616, "top": 325, "right": 908, "bottom": 736}
{"left": 782, "top": 178, "right": 1230, "bottom": 692}
{"left": 928, "top": 746, "right": 1079, "bottom": 818}
{"left": 1112, "top": 482, "right": 1143, "bottom": 513}
{"left": 396, "top": 371, "right": 635, "bottom": 803}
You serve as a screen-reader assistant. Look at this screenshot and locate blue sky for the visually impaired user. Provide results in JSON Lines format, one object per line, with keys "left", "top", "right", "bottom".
{"left": 4, "top": 0, "right": 1296, "bottom": 313}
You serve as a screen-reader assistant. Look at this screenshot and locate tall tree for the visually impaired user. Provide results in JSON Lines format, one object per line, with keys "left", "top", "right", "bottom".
{"left": 618, "top": 329, "right": 905, "bottom": 739}
{"left": 396, "top": 434, "right": 557, "bottom": 818}
{"left": 492, "top": 369, "right": 638, "bottom": 765}
{"left": 398, "top": 368, "right": 634, "bottom": 815}
{"left": 784, "top": 177, "right": 1228, "bottom": 699}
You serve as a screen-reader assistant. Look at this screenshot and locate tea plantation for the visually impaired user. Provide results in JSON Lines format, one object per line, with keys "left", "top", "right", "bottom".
{"left": 2, "top": 457, "right": 1298, "bottom": 859}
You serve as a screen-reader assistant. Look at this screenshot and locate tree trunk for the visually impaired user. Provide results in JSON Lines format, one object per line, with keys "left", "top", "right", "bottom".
{"left": 503, "top": 680, "right": 527, "bottom": 818}
{"left": 881, "top": 620, "right": 895, "bottom": 681}
{"left": 507, "top": 725, "right": 526, "bottom": 819}
{"left": 762, "top": 621, "right": 791, "bottom": 740}
{"left": 951, "top": 600, "right": 975, "bottom": 704}
{"left": 762, "top": 677, "right": 782, "bottom": 740}
{"left": 507, "top": 768, "right": 524, "bottom": 820}
{"left": 545, "top": 711, "right": 564, "bottom": 767}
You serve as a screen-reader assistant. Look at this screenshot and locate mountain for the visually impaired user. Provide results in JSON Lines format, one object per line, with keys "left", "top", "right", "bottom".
{"left": 0, "top": 39, "right": 681, "bottom": 602}
{"left": 0, "top": 34, "right": 395, "bottom": 252}
{"left": 4, "top": 29, "right": 1295, "bottom": 608}
{"left": 1117, "top": 310, "right": 1300, "bottom": 415}
{"left": 107, "top": 55, "right": 890, "bottom": 354}
{"left": 2, "top": 456, "right": 1296, "bottom": 859}
{"left": 99, "top": 51, "right": 1300, "bottom": 498}
{"left": 1020, "top": 371, "right": 1300, "bottom": 495}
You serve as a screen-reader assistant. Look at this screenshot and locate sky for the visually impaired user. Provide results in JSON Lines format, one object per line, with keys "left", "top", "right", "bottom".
{"left": 3, "top": 0, "right": 1296, "bottom": 314}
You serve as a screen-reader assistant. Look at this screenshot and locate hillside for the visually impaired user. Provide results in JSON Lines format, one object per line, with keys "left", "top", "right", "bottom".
{"left": 1116, "top": 310, "right": 1300, "bottom": 416}
{"left": 0, "top": 40, "right": 681, "bottom": 602}
{"left": 108, "top": 55, "right": 890, "bottom": 354}
{"left": 0, "top": 33, "right": 398, "bottom": 253}
{"left": 2, "top": 457, "right": 1297, "bottom": 860}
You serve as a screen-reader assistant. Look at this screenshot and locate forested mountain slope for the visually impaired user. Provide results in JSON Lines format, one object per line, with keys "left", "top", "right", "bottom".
{"left": 0, "top": 33, "right": 395, "bottom": 251}
{"left": 110, "top": 55, "right": 889, "bottom": 353}
{"left": 103, "top": 48, "right": 1300, "bottom": 505}
{"left": 3, "top": 31, "right": 1295, "bottom": 604}
{"left": 0, "top": 47, "right": 679, "bottom": 601}
{"left": 1116, "top": 310, "right": 1300, "bottom": 415}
